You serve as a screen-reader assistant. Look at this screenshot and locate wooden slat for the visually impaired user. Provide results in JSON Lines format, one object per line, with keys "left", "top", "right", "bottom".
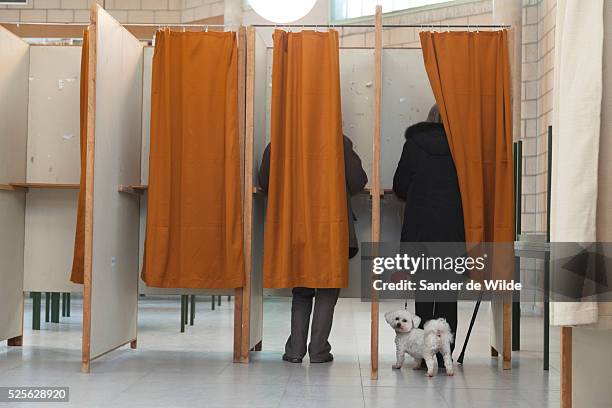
{"left": 370, "top": 4, "right": 383, "bottom": 381}
{"left": 9, "top": 183, "right": 80, "bottom": 190}
{"left": 234, "top": 26, "right": 247, "bottom": 363}
{"left": 561, "top": 326, "right": 572, "bottom": 408}
{"left": 239, "top": 26, "right": 256, "bottom": 364}
{"left": 0, "top": 15, "right": 223, "bottom": 42}
{"left": 0, "top": 184, "right": 21, "bottom": 191}
{"left": 503, "top": 300, "right": 512, "bottom": 369}
{"left": 118, "top": 186, "right": 144, "bottom": 195}
{"left": 118, "top": 184, "right": 147, "bottom": 194}
{"left": 81, "top": 3, "right": 98, "bottom": 374}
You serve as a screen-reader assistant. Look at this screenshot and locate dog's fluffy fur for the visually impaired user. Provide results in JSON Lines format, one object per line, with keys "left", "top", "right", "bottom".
{"left": 384, "top": 310, "right": 454, "bottom": 377}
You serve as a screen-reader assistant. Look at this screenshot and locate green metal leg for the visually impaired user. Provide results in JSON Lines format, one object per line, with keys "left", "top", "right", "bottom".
{"left": 66, "top": 293, "right": 71, "bottom": 317}
{"left": 51, "top": 293, "right": 60, "bottom": 323}
{"left": 61, "top": 293, "right": 66, "bottom": 317}
{"left": 211, "top": 296, "right": 215, "bottom": 311}
{"left": 218, "top": 295, "right": 221, "bottom": 307}
{"left": 45, "top": 292, "right": 50, "bottom": 322}
{"left": 180, "top": 295, "right": 186, "bottom": 333}
{"left": 190, "top": 295, "right": 195, "bottom": 326}
{"left": 544, "top": 256, "right": 550, "bottom": 371}
{"left": 228, "top": 295, "right": 231, "bottom": 302}
{"left": 32, "top": 292, "right": 41, "bottom": 330}
{"left": 184, "top": 295, "right": 189, "bottom": 325}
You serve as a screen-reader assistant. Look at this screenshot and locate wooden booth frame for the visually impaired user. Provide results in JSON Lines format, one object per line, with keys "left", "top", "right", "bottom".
{"left": 80, "top": 5, "right": 261, "bottom": 371}
{"left": 242, "top": 5, "right": 515, "bottom": 378}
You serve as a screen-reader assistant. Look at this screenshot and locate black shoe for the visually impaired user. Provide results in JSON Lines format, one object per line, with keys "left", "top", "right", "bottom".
{"left": 310, "top": 353, "right": 334, "bottom": 364}
{"left": 282, "top": 354, "right": 303, "bottom": 363}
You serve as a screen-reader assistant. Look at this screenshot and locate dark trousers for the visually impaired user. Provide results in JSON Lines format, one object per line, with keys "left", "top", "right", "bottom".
{"left": 415, "top": 301, "right": 457, "bottom": 366}
{"left": 285, "top": 287, "right": 341, "bottom": 360}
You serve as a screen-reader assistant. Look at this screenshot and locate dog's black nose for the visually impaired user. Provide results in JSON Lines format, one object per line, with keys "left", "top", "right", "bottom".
{"left": 396, "top": 323, "right": 401, "bottom": 329}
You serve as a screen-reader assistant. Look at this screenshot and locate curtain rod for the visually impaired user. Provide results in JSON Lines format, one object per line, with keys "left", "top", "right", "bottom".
{"left": 1, "top": 22, "right": 510, "bottom": 29}
{"left": 252, "top": 24, "right": 510, "bottom": 28}
{"left": 0, "top": 22, "right": 236, "bottom": 27}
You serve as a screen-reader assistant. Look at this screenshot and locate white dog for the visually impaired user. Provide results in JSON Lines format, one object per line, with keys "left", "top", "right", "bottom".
{"left": 384, "top": 310, "right": 454, "bottom": 377}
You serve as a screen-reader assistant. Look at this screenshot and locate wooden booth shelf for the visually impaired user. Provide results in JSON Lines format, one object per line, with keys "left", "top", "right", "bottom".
{"left": 118, "top": 184, "right": 148, "bottom": 194}
{"left": 9, "top": 183, "right": 80, "bottom": 191}
{"left": 0, "top": 184, "right": 23, "bottom": 191}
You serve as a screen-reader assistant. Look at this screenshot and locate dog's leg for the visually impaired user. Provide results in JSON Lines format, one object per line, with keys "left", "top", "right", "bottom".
{"left": 442, "top": 343, "right": 453, "bottom": 376}
{"left": 392, "top": 350, "right": 405, "bottom": 369}
{"left": 424, "top": 355, "right": 436, "bottom": 377}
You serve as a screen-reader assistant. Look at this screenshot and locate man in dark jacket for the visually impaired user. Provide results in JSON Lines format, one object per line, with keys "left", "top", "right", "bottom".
{"left": 259, "top": 135, "right": 367, "bottom": 364}
{"left": 392, "top": 105, "right": 465, "bottom": 367}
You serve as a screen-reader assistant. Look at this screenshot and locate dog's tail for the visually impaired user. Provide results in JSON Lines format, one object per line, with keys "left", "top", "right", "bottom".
{"left": 424, "top": 318, "right": 454, "bottom": 343}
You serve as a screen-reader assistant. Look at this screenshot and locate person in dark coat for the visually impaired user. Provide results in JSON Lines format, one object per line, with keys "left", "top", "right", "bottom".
{"left": 259, "top": 135, "right": 368, "bottom": 364}
{"left": 392, "top": 105, "right": 465, "bottom": 367}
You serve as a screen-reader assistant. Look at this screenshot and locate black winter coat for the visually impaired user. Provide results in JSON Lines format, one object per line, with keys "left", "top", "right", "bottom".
{"left": 393, "top": 122, "right": 465, "bottom": 243}
{"left": 258, "top": 136, "right": 368, "bottom": 259}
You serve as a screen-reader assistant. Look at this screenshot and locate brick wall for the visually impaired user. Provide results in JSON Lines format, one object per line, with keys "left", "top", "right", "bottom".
{"left": 0, "top": 0, "right": 223, "bottom": 24}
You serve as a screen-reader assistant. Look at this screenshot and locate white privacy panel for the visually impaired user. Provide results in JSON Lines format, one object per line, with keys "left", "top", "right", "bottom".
{"left": 26, "top": 46, "right": 81, "bottom": 184}
{"left": 381, "top": 48, "right": 435, "bottom": 188}
{"left": 340, "top": 49, "right": 374, "bottom": 185}
{"left": 22, "top": 45, "right": 83, "bottom": 295}
{"left": 0, "top": 26, "right": 28, "bottom": 342}
{"left": 23, "top": 189, "right": 82, "bottom": 293}
{"left": 140, "top": 46, "right": 152, "bottom": 187}
{"left": 88, "top": 7, "right": 143, "bottom": 360}
{"left": 380, "top": 48, "right": 434, "bottom": 245}
{"left": 249, "top": 30, "right": 268, "bottom": 347}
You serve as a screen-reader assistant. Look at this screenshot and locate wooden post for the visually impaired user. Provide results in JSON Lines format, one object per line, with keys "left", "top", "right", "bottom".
{"left": 237, "top": 26, "right": 256, "bottom": 364}
{"left": 370, "top": 4, "right": 383, "bottom": 381}
{"left": 7, "top": 336, "right": 22, "bottom": 346}
{"left": 233, "top": 26, "right": 247, "bottom": 363}
{"left": 502, "top": 300, "right": 512, "bottom": 369}
{"left": 81, "top": 4, "right": 98, "bottom": 374}
{"left": 561, "top": 326, "right": 572, "bottom": 408}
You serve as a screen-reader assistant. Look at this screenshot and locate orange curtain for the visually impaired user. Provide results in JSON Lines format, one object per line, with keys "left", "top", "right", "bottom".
{"left": 263, "top": 30, "right": 348, "bottom": 289}
{"left": 420, "top": 31, "right": 514, "bottom": 245}
{"left": 142, "top": 30, "right": 244, "bottom": 289}
{"left": 70, "top": 28, "right": 89, "bottom": 284}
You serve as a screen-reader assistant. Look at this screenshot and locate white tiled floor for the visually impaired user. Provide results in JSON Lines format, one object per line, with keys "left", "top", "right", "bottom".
{"left": 0, "top": 296, "right": 561, "bottom": 407}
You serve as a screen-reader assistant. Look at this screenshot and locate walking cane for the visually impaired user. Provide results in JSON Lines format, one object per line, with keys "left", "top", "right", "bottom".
{"left": 457, "top": 292, "right": 483, "bottom": 365}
